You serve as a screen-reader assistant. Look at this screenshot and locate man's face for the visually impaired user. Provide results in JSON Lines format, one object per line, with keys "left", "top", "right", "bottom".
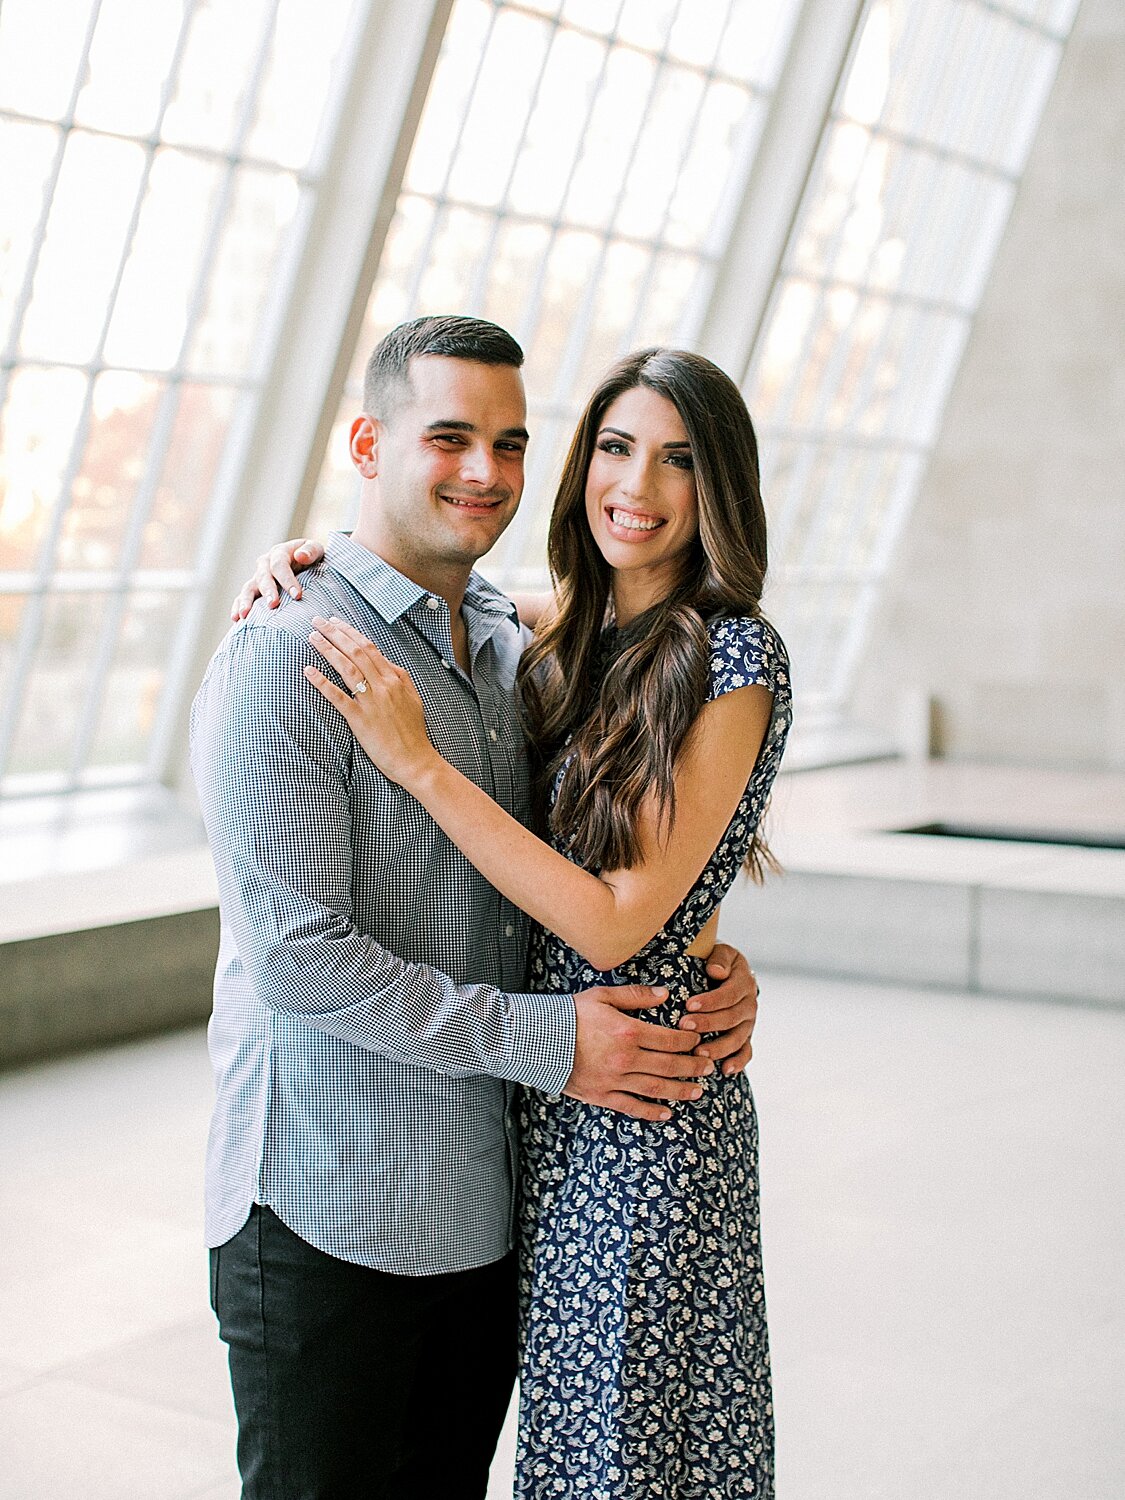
{"left": 354, "top": 355, "right": 528, "bottom": 577}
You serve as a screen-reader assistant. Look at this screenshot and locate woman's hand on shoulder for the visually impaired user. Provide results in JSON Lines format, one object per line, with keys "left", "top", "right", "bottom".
{"left": 231, "top": 538, "right": 325, "bottom": 621}
{"left": 303, "top": 615, "right": 441, "bottom": 790}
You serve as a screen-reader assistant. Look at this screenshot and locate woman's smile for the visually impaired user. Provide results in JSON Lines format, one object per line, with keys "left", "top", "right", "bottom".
{"left": 585, "top": 385, "right": 700, "bottom": 618}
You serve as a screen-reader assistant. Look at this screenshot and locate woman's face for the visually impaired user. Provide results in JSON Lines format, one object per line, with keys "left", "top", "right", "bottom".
{"left": 583, "top": 385, "right": 699, "bottom": 601}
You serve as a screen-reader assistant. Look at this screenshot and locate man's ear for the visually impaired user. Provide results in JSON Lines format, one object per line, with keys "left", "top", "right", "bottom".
{"left": 350, "top": 414, "right": 379, "bottom": 478}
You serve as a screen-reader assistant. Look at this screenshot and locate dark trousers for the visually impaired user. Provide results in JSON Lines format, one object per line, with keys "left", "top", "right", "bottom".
{"left": 210, "top": 1205, "right": 517, "bottom": 1500}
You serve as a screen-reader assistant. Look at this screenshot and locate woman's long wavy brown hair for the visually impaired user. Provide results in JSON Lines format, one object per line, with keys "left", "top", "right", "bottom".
{"left": 517, "top": 347, "right": 777, "bottom": 881}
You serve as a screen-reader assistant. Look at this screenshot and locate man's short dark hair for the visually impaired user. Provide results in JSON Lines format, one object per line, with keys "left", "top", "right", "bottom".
{"left": 362, "top": 315, "right": 524, "bottom": 421}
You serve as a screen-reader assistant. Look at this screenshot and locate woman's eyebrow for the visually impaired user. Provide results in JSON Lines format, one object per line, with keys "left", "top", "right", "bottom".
{"left": 597, "top": 425, "right": 690, "bottom": 450}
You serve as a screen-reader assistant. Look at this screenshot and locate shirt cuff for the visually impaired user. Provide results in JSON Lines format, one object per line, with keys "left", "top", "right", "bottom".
{"left": 504, "top": 990, "right": 576, "bottom": 1095}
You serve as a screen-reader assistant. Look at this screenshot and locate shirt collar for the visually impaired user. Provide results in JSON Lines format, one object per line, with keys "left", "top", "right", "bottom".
{"left": 325, "top": 532, "right": 519, "bottom": 630}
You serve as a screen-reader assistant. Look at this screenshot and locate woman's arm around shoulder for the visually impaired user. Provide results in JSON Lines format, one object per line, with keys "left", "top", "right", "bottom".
{"left": 304, "top": 616, "right": 774, "bottom": 972}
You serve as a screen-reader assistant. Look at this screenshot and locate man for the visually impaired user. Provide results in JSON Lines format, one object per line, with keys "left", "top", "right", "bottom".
{"left": 191, "top": 316, "right": 758, "bottom": 1498}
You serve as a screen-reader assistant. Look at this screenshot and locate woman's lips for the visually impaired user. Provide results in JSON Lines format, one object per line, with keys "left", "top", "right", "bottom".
{"left": 605, "top": 505, "right": 665, "bottom": 535}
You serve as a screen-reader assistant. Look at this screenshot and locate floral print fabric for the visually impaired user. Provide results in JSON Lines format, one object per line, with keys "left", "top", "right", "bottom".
{"left": 515, "top": 614, "right": 792, "bottom": 1499}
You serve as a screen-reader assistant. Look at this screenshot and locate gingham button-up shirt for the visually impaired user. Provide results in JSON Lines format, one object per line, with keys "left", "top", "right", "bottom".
{"left": 190, "top": 533, "right": 575, "bottom": 1275}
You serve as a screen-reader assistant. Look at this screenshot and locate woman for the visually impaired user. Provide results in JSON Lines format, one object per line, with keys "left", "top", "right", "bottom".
{"left": 241, "top": 348, "right": 790, "bottom": 1497}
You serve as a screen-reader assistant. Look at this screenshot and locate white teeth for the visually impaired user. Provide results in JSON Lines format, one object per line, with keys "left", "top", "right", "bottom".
{"left": 610, "top": 509, "right": 662, "bottom": 532}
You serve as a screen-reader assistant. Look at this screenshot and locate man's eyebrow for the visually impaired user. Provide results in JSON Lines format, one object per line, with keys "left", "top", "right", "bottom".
{"left": 424, "top": 420, "right": 530, "bottom": 441}
{"left": 598, "top": 425, "right": 690, "bottom": 449}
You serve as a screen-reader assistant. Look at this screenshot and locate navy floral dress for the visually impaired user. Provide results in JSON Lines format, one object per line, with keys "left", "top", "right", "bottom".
{"left": 514, "top": 613, "right": 792, "bottom": 1499}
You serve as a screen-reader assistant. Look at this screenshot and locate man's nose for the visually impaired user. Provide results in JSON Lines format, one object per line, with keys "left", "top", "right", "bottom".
{"left": 459, "top": 443, "right": 500, "bottom": 487}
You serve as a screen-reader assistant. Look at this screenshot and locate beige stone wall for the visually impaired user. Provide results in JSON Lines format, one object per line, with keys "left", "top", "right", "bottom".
{"left": 851, "top": 0, "right": 1125, "bottom": 770}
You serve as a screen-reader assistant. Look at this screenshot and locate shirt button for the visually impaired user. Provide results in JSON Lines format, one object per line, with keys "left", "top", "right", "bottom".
{"left": 504, "top": 923, "right": 514, "bottom": 938}
{"left": 488, "top": 728, "right": 498, "bottom": 742}
{"left": 426, "top": 596, "right": 441, "bottom": 610}
{"left": 441, "top": 659, "right": 453, "bottom": 670}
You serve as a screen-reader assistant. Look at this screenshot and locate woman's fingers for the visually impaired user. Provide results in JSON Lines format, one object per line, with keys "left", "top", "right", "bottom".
{"left": 303, "top": 664, "right": 356, "bottom": 716}
{"left": 267, "top": 543, "right": 304, "bottom": 601}
{"left": 292, "top": 539, "right": 324, "bottom": 566}
{"left": 308, "top": 630, "right": 369, "bottom": 694}
{"left": 310, "top": 617, "right": 403, "bottom": 684}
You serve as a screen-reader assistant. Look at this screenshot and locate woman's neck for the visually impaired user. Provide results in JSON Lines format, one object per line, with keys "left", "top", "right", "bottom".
{"left": 610, "top": 564, "right": 678, "bottom": 627}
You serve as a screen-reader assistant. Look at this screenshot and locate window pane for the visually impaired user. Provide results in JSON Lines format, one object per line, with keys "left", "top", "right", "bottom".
{"left": 161, "top": 0, "right": 275, "bottom": 153}
{"left": 0, "top": 0, "right": 97, "bottom": 120}
{"left": 87, "top": 591, "right": 184, "bottom": 768}
{"left": 244, "top": 0, "right": 354, "bottom": 169}
{"left": 185, "top": 167, "right": 302, "bottom": 378}
{"left": 6, "top": 592, "right": 112, "bottom": 776}
{"left": 505, "top": 29, "right": 611, "bottom": 221}
{"left": 303, "top": 403, "right": 359, "bottom": 541}
{"left": 56, "top": 372, "right": 165, "bottom": 572}
{"left": 103, "top": 149, "right": 226, "bottom": 370}
{"left": 0, "top": 119, "right": 59, "bottom": 352}
{"left": 0, "top": 594, "right": 25, "bottom": 708}
{"left": 0, "top": 367, "right": 88, "bottom": 574}
{"left": 19, "top": 132, "right": 147, "bottom": 365}
{"left": 138, "top": 383, "right": 241, "bottom": 569}
{"left": 444, "top": 8, "right": 555, "bottom": 209}
{"left": 74, "top": 0, "right": 187, "bottom": 137}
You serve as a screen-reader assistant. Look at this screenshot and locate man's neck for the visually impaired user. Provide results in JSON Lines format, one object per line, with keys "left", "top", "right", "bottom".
{"left": 349, "top": 520, "right": 472, "bottom": 618}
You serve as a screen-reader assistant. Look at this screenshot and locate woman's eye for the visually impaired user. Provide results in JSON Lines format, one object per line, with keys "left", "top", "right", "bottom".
{"left": 668, "top": 453, "right": 694, "bottom": 471}
{"left": 598, "top": 440, "right": 629, "bottom": 456}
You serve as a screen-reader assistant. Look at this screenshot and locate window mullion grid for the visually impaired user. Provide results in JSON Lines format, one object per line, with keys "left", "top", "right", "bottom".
{"left": 0, "top": 0, "right": 104, "bottom": 405}
{"left": 505, "top": 0, "right": 694, "bottom": 555}
{"left": 825, "top": 448, "right": 925, "bottom": 707}
{"left": 60, "top": 0, "right": 280, "bottom": 788}
{"left": 0, "top": 37, "right": 186, "bottom": 780}
{"left": 539, "top": 3, "right": 690, "bottom": 414}
{"left": 485, "top": 3, "right": 632, "bottom": 572}
{"left": 766, "top": 422, "right": 927, "bottom": 455}
{"left": 749, "top": 111, "right": 875, "bottom": 431}
{"left": 62, "top": 0, "right": 210, "bottom": 784}
{"left": 612, "top": 0, "right": 741, "bottom": 359}
{"left": 974, "top": 0, "right": 1074, "bottom": 42}
{"left": 501, "top": 0, "right": 772, "bottom": 92}
{"left": 462, "top": 15, "right": 561, "bottom": 314}
{"left": 0, "top": 106, "right": 326, "bottom": 189}
{"left": 396, "top": 3, "right": 504, "bottom": 318}
{"left": 488, "top": 0, "right": 627, "bottom": 360}
{"left": 789, "top": 440, "right": 856, "bottom": 582}
{"left": 140, "top": 0, "right": 302, "bottom": 783}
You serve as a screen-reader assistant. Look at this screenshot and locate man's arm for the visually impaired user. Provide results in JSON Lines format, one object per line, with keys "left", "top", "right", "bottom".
{"left": 191, "top": 624, "right": 710, "bottom": 1113}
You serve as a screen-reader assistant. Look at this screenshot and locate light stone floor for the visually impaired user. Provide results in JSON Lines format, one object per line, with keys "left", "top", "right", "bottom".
{"left": 2, "top": 973, "right": 1123, "bottom": 1500}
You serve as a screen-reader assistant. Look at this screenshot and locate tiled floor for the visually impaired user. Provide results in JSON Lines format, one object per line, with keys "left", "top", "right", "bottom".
{"left": 3, "top": 973, "right": 1123, "bottom": 1499}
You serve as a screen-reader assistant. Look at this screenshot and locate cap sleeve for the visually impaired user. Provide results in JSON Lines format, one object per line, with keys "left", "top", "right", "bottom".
{"left": 706, "top": 613, "right": 791, "bottom": 704}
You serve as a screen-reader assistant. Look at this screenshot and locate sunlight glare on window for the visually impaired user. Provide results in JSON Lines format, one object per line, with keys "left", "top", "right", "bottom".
{"left": 104, "top": 151, "right": 226, "bottom": 371}
{"left": 0, "top": 0, "right": 96, "bottom": 119}
{"left": 0, "top": 367, "right": 87, "bottom": 572}
{"left": 73, "top": 0, "right": 186, "bottom": 137}
{"left": 19, "top": 133, "right": 147, "bottom": 365}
